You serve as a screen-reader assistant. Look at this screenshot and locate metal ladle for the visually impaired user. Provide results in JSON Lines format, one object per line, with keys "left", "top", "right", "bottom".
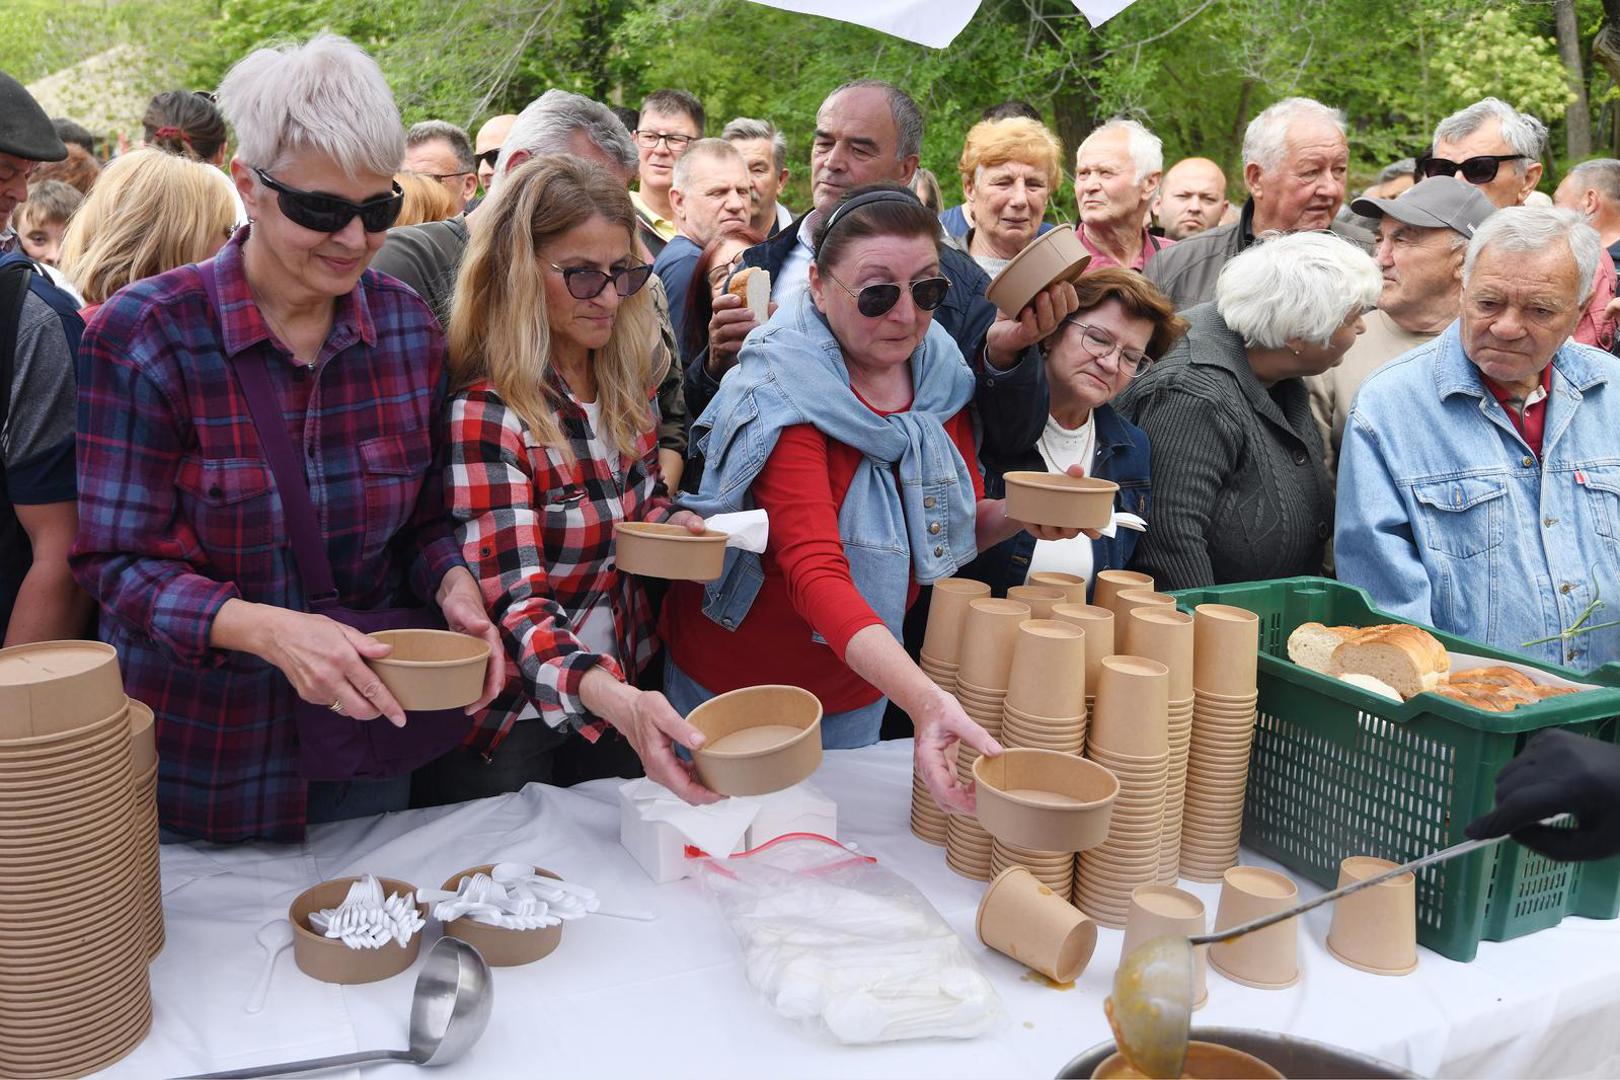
{"left": 184, "top": 936, "right": 493, "bottom": 1079}
{"left": 1108, "top": 822, "right": 1566, "bottom": 1079}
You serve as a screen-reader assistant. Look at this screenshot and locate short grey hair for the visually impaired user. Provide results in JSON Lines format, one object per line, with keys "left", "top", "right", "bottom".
{"left": 1462, "top": 205, "right": 1601, "bottom": 301}
{"left": 1565, "top": 158, "right": 1620, "bottom": 207}
{"left": 826, "top": 79, "right": 923, "bottom": 162}
{"left": 1216, "top": 230, "right": 1382, "bottom": 348}
{"left": 672, "top": 137, "right": 744, "bottom": 191}
{"left": 406, "top": 120, "right": 474, "bottom": 172}
{"left": 1242, "top": 97, "right": 1347, "bottom": 173}
{"left": 1376, "top": 158, "right": 1416, "bottom": 184}
{"left": 218, "top": 33, "right": 404, "bottom": 179}
{"left": 1081, "top": 118, "right": 1163, "bottom": 183}
{"left": 723, "top": 116, "right": 787, "bottom": 174}
{"left": 494, "top": 89, "right": 638, "bottom": 191}
{"left": 1434, "top": 97, "right": 1548, "bottom": 164}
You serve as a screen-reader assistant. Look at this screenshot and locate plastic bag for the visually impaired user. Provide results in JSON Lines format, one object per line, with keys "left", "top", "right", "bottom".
{"left": 688, "top": 833, "right": 1001, "bottom": 1044}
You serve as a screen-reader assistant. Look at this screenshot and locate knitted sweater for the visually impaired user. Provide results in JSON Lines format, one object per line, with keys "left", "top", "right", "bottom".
{"left": 1114, "top": 303, "right": 1333, "bottom": 590}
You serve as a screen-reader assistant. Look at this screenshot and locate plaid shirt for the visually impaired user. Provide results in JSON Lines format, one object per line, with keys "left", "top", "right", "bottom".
{"left": 448, "top": 377, "right": 672, "bottom": 753}
{"left": 71, "top": 230, "right": 463, "bottom": 843}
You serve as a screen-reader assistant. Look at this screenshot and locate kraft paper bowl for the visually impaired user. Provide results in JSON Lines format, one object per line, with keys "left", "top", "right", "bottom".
{"left": 688, "top": 684, "right": 823, "bottom": 796}
{"left": 613, "top": 520, "right": 729, "bottom": 581}
{"left": 440, "top": 864, "right": 565, "bottom": 967}
{"left": 985, "top": 225, "right": 1092, "bottom": 318}
{"left": 289, "top": 876, "right": 429, "bottom": 985}
{"left": 977, "top": 865, "right": 1099, "bottom": 983}
{"left": 973, "top": 749, "right": 1118, "bottom": 852}
{"left": 1004, "top": 471, "right": 1119, "bottom": 531}
{"left": 1090, "top": 1042, "right": 1283, "bottom": 1079}
{"left": 365, "top": 629, "right": 490, "bottom": 711}
{"left": 0, "top": 640, "right": 124, "bottom": 740}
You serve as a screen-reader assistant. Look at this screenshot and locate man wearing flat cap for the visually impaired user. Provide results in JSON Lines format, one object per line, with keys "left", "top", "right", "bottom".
{"left": 1308, "top": 176, "right": 1496, "bottom": 476}
{"left": 0, "top": 70, "right": 91, "bottom": 644}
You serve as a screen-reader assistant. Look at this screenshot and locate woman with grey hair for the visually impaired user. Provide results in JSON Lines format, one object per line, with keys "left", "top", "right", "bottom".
{"left": 1115, "top": 230, "right": 1381, "bottom": 589}
{"left": 72, "top": 33, "right": 504, "bottom": 843}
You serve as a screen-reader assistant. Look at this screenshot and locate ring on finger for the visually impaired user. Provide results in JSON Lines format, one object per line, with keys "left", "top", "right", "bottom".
{"left": 329, "top": 700, "right": 345, "bottom": 714}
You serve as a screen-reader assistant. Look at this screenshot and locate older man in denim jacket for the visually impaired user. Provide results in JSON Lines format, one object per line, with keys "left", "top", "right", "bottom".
{"left": 1337, "top": 207, "right": 1620, "bottom": 669}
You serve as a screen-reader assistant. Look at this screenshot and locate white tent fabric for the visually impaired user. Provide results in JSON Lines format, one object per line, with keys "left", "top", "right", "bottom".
{"left": 740, "top": 0, "right": 1140, "bottom": 49}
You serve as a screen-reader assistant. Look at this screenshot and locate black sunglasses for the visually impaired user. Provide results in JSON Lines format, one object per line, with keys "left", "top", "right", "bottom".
{"left": 253, "top": 168, "right": 404, "bottom": 234}
{"left": 475, "top": 148, "right": 501, "bottom": 170}
{"left": 825, "top": 273, "right": 951, "bottom": 317}
{"left": 1417, "top": 153, "right": 1525, "bottom": 185}
{"left": 550, "top": 262, "right": 654, "bottom": 300}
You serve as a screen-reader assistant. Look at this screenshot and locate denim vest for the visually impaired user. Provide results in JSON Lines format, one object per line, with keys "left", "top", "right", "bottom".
{"left": 679, "top": 292, "right": 978, "bottom": 641}
{"left": 1336, "top": 322, "right": 1620, "bottom": 669}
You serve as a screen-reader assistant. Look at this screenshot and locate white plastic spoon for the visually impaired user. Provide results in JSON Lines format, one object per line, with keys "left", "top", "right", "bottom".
{"left": 244, "top": 919, "right": 294, "bottom": 1014}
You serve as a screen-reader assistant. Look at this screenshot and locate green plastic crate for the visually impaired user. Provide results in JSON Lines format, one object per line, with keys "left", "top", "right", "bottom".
{"left": 1170, "top": 576, "right": 1620, "bottom": 962}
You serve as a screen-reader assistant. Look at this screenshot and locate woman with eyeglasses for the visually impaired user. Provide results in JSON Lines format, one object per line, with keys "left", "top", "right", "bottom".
{"left": 969, "top": 269, "right": 1186, "bottom": 597}
{"left": 660, "top": 184, "right": 1086, "bottom": 812}
{"left": 71, "top": 34, "right": 505, "bottom": 843}
{"left": 1115, "top": 230, "right": 1381, "bottom": 590}
{"left": 436, "top": 154, "right": 718, "bottom": 805}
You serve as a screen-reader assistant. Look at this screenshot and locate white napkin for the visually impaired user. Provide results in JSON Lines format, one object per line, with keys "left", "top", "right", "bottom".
{"left": 703, "top": 509, "right": 770, "bottom": 553}
{"left": 1099, "top": 510, "right": 1147, "bottom": 538}
{"left": 624, "top": 778, "right": 761, "bottom": 856}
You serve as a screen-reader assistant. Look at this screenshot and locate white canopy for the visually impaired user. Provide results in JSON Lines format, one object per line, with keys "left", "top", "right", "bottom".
{"left": 739, "top": 0, "right": 1140, "bottom": 49}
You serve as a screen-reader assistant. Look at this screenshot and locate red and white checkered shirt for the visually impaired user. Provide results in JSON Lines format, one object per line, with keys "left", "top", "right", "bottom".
{"left": 448, "top": 376, "right": 674, "bottom": 753}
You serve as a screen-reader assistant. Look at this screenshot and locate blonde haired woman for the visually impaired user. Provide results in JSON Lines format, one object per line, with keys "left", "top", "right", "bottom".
{"left": 393, "top": 171, "right": 455, "bottom": 228}
{"left": 957, "top": 117, "right": 1064, "bottom": 273}
{"left": 59, "top": 147, "right": 237, "bottom": 313}
{"left": 429, "top": 154, "right": 717, "bottom": 806}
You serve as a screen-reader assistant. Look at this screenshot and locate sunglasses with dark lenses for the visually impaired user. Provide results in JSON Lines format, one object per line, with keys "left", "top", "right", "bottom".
{"left": 550, "top": 262, "right": 654, "bottom": 300}
{"left": 476, "top": 148, "right": 501, "bottom": 169}
{"left": 1417, "top": 153, "right": 1525, "bottom": 185}
{"left": 254, "top": 168, "right": 404, "bottom": 233}
{"left": 826, "top": 273, "right": 952, "bottom": 317}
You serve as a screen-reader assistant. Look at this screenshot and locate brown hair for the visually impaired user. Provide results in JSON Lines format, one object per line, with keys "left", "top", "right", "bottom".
{"left": 394, "top": 172, "right": 454, "bottom": 227}
{"left": 1066, "top": 268, "right": 1188, "bottom": 360}
{"left": 12, "top": 180, "right": 82, "bottom": 230}
{"left": 32, "top": 144, "right": 100, "bottom": 196}
{"left": 143, "top": 90, "right": 229, "bottom": 162}
{"left": 812, "top": 183, "right": 940, "bottom": 270}
{"left": 682, "top": 223, "right": 764, "bottom": 359}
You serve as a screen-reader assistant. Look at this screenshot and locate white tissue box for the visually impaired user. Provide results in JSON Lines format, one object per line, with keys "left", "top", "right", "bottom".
{"left": 618, "top": 780, "right": 745, "bottom": 884}
{"left": 745, "top": 782, "right": 838, "bottom": 849}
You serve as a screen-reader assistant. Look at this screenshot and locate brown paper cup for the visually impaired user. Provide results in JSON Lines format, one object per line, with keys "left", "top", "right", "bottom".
{"left": 1089, "top": 656, "right": 1170, "bottom": 758}
{"left": 1006, "top": 620, "right": 1086, "bottom": 718}
{"left": 1092, "top": 570, "right": 1154, "bottom": 615}
{"left": 1120, "top": 885, "right": 1210, "bottom": 1009}
{"left": 1326, "top": 856, "right": 1419, "bottom": 976}
{"left": 973, "top": 749, "right": 1119, "bottom": 852}
{"left": 1123, "top": 608, "right": 1194, "bottom": 702}
{"left": 1209, "top": 866, "right": 1300, "bottom": 989}
{"left": 366, "top": 629, "right": 491, "bottom": 711}
{"left": 958, "top": 598, "right": 1032, "bottom": 691}
{"left": 689, "top": 685, "right": 823, "bottom": 797}
{"left": 1051, "top": 603, "right": 1115, "bottom": 686}
{"left": 440, "top": 865, "right": 564, "bottom": 967}
{"left": 977, "top": 866, "right": 1098, "bottom": 983}
{"left": 922, "top": 578, "right": 993, "bottom": 666}
{"left": 1112, "top": 589, "right": 1176, "bottom": 623}
{"left": 289, "top": 876, "right": 428, "bottom": 985}
{"left": 1007, "top": 585, "right": 1067, "bottom": 621}
{"left": 1027, "top": 572, "right": 1087, "bottom": 606}
{"left": 1194, "top": 604, "right": 1262, "bottom": 697}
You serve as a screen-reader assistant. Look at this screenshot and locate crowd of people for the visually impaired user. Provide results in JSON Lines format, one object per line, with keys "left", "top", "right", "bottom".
{"left": 4, "top": 33, "right": 1619, "bottom": 846}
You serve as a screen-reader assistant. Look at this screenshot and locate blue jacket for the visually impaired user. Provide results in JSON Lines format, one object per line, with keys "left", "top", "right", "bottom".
{"left": 677, "top": 291, "right": 978, "bottom": 642}
{"left": 966, "top": 402, "right": 1151, "bottom": 596}
{"left": 1336, "top": 322, "right": 1620, "bottom": 669}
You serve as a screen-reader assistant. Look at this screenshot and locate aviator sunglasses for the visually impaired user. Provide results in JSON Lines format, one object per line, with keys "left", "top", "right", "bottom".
{"left": 824, "top": 273, "right": 951, "bottom": 318}
{"left": 1416, "top": 153, "right": 1526, "bottom": 185}
{"left": 253, "top": 168, "right": 405, "bottom": 233}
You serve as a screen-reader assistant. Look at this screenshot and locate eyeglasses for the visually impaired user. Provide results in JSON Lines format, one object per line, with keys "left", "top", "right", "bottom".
{"left": 420, "top": 170, "right": 474, "bottom": 184}
{"left": 1062, "top": 319, "right": 1153, "bottom": 376}
{"left": 253, "top": 168, "right": 404, "bottom": 233}
{"left": 475, "top": 148, "right": 501, "bottom": 170}
{"left": 824, "top": 273, "right": 951, "bottom": 318}
{"left": 1416, "top": 153, "right": 1526, "bottom": 185}
{"left": 634, "top": 130, "right": 695, "bottom": 152}
{"left": 550, "top": 262, "right": 654, "bottom": 300}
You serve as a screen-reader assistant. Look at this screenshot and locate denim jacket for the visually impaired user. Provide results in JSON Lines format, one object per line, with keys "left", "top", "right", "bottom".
{"left": 1336, "top": 322, "right": 1620, "bottom": 669}
{"left": 966, "top": 403, "right": 1151, "bottom": 596}
{"left": 678, "top": 292, "right": 979, "bottom": 641}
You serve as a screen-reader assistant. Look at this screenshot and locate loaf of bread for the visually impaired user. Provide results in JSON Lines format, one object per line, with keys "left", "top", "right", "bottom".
{"left": 728, "top": 266, "right": 770, "bottom": 323}
{"left": 1428, "top": 684, "right": 1515, "bottom": 712}
{"left": 1447, "top": 665, "right": 1537, "bottom": 691}
{"left": 1426, "top": 670, "right": 1581, "bottom": 711}
{"left": 1287, "top": 621, "right": 1449, "bottom": 699}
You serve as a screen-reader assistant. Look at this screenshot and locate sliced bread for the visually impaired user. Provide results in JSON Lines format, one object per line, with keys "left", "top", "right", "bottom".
{"left": 1337, "top": 672, "right": 1403, "bottom": 701}
{"left": 1331, "top": 625, "right": 1449, "bottom": 700}
{"left": 1287, "top": 622, "right": 1351, "bottom": 673}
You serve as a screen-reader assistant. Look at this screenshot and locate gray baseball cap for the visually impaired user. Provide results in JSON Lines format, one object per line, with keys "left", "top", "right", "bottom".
{"left": 1351, "top": 176, "right": 1495, "bottom": 238}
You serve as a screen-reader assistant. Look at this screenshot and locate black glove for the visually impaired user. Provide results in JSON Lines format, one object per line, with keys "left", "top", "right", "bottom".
{"left": 1465, "top": 729, "right": 1620, "bottom": 861}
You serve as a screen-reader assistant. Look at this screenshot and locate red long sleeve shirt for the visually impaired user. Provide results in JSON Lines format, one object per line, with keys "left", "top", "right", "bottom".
{"left": 661, "top": 405, "right": 982, "bottom": 713}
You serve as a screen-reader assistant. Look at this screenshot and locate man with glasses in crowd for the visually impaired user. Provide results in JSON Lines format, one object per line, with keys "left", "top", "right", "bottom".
{"left": 630, "top": 89, "right": 705, "bottom": 257}
{"left": 473, "top": 114, "right": 516, "bottom": 192}
{"left": 403, "top": 120, "right": 479, "bottom": 215}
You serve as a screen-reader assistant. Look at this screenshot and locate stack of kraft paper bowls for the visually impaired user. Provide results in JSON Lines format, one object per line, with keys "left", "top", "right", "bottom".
{"left": 0, "top": 641, "right": 155, "bottom": 1077}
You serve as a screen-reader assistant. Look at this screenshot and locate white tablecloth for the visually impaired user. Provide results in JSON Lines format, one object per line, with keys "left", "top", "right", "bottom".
{"left": 98, "top": 740, "right": 1620, "bottom": 1080}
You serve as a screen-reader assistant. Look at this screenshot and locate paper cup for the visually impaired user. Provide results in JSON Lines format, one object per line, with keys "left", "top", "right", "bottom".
{"left": 1027, "top": 572, "right": 1087, "bottom": 606}
{"left": 1193, "top": 604, "right": 1262, "bottom": 697}
{"left": 1123, "top": 608, "right": 1195, "bottom": 702}
{"left": 1209, "top": 866, "right": 1300, "bottom": 989}
{"left": 1121, "top": 885, "right": 1209, "bottom": 1010}
{"left": 1007, "top": 585, "right": 1067, "bottom": 621}
{"left": 365, "top": 629, "right": 490, "bottom": 711}
{"left": 1089, "top": 656, "right": 1170, "bottom": 759}
{"left": 613, "top": 520, "right": 728, "bottom": 580}
{"left": 688, "top": 685, "right": 823, "bottom": 797}
{"left": 973, "top": 749, "right": 1119, "bottom": 852}
{"left": 922, "top": 578, "right": 993, "bottom": 666}
{"left": 1112, "top": 589, "right": 1176, "bottom": 623}
{"left": 1050, "top": 603, "right": 1114, "bottom": 686}
{"left": 440, "top": 865, "right": 564, "bottom": 967}
{"left": 1006, "top": 620, "right": 1086, "bottom": 718}
{"left": 1092, "top": 570, "right": 1154, "bottom": 615}
{"left": 1326, "top": 856, "right": 1419, "bottom": 976}
{"left": 977, "top": 866, "right": 1098, "bottom": 983}
{"left": 958, "top": 598, "right": 1032, "bottom": 691}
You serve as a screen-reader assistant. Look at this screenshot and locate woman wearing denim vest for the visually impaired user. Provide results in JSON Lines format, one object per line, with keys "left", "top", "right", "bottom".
{"left": 662, "top": 185, "right": 1087, "bottom": 812}
{"left": 970, "top": 269, "right": 1185, "bottom": 596}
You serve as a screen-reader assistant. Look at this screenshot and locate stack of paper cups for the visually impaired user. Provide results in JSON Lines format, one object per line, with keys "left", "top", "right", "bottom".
{"left": 1122, "top": 607, "right": 1195, "bottom": 884}
{"left": 991, "top": 837, "right": 1075, "bottom": 901}
{"left": 1092, "top": 570, "right": 1154, "bottom": 616}
{"left": 1001, "top": 620, "right": 1086, "bottom": 754}
{"left": 1182, "top": 604, "right": 1261, "bottom": 881}
{"left": 915, "top": 579, "right": 989, "bottom": 843}
{"left": 1026, "top": 572, "right": 1087, "bottom": 607}
{"left": 946, "top": 598, "right": 1030, "bottom": 880}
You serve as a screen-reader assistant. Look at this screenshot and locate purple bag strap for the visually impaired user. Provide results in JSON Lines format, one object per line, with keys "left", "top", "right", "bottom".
{"left": 200, "top": 261, "right": 339, "bottom": 603}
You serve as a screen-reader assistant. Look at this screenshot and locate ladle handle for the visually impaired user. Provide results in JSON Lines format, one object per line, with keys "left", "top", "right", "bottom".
{"left": 179, "top": 1047, "right": 415, "bottom": 1078}
{"left": 1191, "top": 815, "right": 1569, "bottom": 947}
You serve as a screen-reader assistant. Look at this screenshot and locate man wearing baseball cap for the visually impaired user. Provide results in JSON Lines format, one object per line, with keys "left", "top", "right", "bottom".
{"left": 0, "top": 70, "right": 91, "bottom": 644}
{"left": 1308, "top": 176, "right": 1496, "bottom": 475}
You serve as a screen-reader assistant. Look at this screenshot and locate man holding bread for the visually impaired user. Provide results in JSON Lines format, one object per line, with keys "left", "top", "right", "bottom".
{"left": 652, "top": 138, "right": 752, "bottom": 360}
{"left": 1336, "top": 206, "right": 1620, "bottom": 670}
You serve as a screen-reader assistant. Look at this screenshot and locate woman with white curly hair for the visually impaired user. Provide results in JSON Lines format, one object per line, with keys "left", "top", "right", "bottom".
{"left": 1115, "top": 229, "right": 1381, "bottom": 589}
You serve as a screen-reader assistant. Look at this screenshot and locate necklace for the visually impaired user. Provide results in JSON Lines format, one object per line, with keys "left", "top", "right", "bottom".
{"left": 249, "top": 286, "right": 327, "bottom": 367}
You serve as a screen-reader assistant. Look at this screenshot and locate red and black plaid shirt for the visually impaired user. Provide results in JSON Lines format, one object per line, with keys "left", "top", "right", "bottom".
{"left": 72, "top": 231, "right": 463, "bottom": 842}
